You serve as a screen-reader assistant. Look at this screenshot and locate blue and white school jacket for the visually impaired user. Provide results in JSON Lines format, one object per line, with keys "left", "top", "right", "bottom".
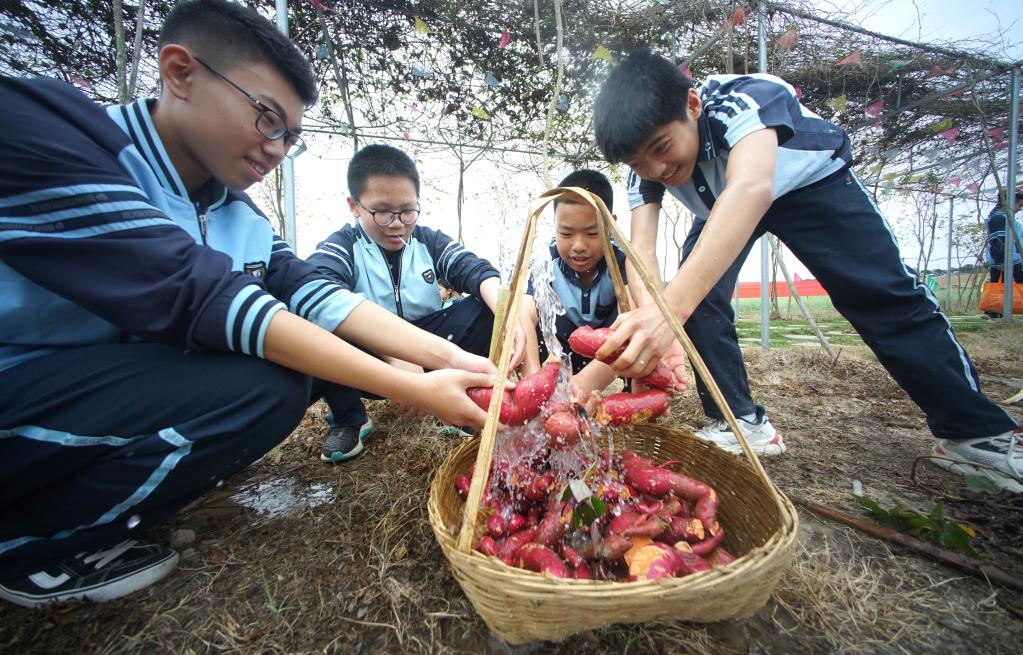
{"left": 0, "top": 76, "right": 363, "bottom": 374}
{"left": 628, "top": 73, "right": 853, "bottom": 216}
{"left": 308, "top": 222, "right": 499, "bottom": 321}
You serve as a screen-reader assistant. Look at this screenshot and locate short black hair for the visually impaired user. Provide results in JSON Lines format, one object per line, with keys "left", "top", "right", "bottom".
{"left": 347, "top": 144, "right": 421, "bottom": 199}
{"left": 159, "top": 0, "right": 318, "bottom": 107}
{"left": 555, "top": 169, "right": 614, "bottom": 214}
{"left": 594, "top": 47, "right": 693, "bottom": 163}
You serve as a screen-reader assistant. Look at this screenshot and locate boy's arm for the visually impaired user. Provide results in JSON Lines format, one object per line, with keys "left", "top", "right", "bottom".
{"left": 263, "top": 310, "right": 493, "bottom": 427}
{"left": 626, "top": 202, "right": 663, "bottom": 308}
{"left": 598, "top": 128, "right": 779, "bottom": 377}
{"left": 518, "top": 294, "right": 542, "bottom": 375}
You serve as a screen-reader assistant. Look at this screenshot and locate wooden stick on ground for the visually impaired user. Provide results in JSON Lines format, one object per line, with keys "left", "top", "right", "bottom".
{"left": 791, "top": 495, "right": 1023, "bottom": 592}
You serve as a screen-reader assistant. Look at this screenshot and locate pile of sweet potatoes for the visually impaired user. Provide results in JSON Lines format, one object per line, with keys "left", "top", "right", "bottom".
{"left": 455, "top": 448, "right": 734, "bottom": 581}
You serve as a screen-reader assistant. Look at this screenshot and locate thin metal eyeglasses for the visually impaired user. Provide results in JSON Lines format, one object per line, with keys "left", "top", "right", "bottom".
{"left": 355, "top": 199, "right": 421, "bottom": 227}
{"left": 194, "top": 56, "right": 307, "bottom": 158}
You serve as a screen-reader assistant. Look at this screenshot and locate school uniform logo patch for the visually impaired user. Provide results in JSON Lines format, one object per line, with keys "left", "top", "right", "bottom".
{"left": 422, "top": 268, "right": 436, "bottom": 284}
{"left": 244, "top": 262, "right": 267, "bottom": 279}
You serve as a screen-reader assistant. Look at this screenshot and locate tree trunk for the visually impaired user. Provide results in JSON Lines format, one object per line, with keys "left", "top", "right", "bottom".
{"left": 113, "top": 0, "right": 127, "bottom": 103}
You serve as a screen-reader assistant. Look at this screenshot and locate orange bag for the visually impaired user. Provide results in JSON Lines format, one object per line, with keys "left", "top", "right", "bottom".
{"left": 978, "top": 275, "right": 1023, "bottom": 314}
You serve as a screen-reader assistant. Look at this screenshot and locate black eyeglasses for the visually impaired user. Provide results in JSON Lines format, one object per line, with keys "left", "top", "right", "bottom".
{"left": 195, "top": 57, "right": 307, "bottom": 158}
{"left": 355, "top": 199, "right": 421, "bottom": 227}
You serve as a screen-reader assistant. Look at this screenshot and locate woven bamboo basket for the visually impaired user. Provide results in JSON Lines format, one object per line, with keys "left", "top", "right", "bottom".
{"left": 429, "top": 188, "right": 798, "bottom": 644}
{"left": 428, "top": 424, "right": 798, "bottom": 644}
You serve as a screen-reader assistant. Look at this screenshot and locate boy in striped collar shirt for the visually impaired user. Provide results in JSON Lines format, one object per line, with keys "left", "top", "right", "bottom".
{"left": 593, "top": 47, "right": 1020, "bottom": 492}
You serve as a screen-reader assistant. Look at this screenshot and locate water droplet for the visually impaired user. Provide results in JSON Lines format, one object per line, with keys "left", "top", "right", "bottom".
{"left": 216, "top": 479, "right": 225, "bottom": 488}
{"left": 127, "top": 514, "right": 141, "bottom": 529}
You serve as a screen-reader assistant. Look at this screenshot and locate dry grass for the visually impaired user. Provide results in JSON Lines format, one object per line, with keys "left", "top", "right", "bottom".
{"left": 2, "top": 323, "right": 1023, "bottom": 654}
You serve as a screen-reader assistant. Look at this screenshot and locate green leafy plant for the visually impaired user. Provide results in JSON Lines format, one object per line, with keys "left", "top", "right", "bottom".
{"left": 854, "top": 495, "right": 979, "bottom": 558}
{"left": 563, "top": 478, "right": 606, "bottom": 529}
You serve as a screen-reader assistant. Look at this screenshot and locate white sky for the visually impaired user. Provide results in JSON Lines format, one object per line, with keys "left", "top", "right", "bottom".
{"left": 263, "top": 0, "right": 1022, "bottom": 284}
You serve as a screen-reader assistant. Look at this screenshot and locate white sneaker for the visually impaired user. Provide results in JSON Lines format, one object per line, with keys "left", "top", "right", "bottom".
{"left": 932, "top": 428, "right": 1023, "bottom": 494}
{"left": 695, "top": 408, "right": 786, "bottom": 456}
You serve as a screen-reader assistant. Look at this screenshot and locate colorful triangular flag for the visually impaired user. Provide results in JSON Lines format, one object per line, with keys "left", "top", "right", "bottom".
{"left": 794, "top": 86, "right": 803, "bottom": 101}
{"left": 948, "top": 176, "right": 961, "bottom": 188}
{"left": 678, "top": 63, "right": 693, "bottom": 80}
{"left": 555, "top": 94, "right": 569, "bottom": 112}
{"left": 414, "top": 16, "right": 430, "bottom": 35}
{"left": 499, "top": 28, "right": 511, "bottom": 48}
{"left": 776, "top": 27, "right": 798, "bottom": 50}
{"left": 967, "top": 183, "right": 979, "bottom": 194}
{"left": 410, "top": 63, "right": 433, "bottom": 79}
{"left": 471, "top": 106, "right": 491, "bottom": 120}
{"left": 937, "top": 127, "right": 957, "bottom": 144}
{"left": 592, "top": 45, "right": 611, "bottom": 61}
{"left": 929, "top": 118, "right": 954, "bottom": 132}
{"left": 484, "top": 72, "right": 499, "bottom": 87}
{"left": 306, "top": 0, "right": 329, "bottom": 9}
{"left": 69, "top": 75, "right": 93, "bottom": 89}
{"left": 835, "top": 49, "right": 863, "bottom": 68}
{"left": 988, "top": 126, "right": 1005, "bottom": 141}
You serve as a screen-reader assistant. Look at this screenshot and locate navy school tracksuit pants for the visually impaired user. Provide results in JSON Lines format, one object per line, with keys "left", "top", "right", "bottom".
{"left": 683, "top": 168, "right": 1016, "bottom": 439}
{"left": 0, "top": 343, "right": 312, "bottom": 576}
{"left": 317, "top": 294, "right": 495, "bottom": 428}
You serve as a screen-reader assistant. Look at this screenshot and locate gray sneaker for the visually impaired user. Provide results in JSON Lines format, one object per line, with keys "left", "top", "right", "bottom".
{"left": 932, "top": 428, "right": 1023, "bottom": 493}
{"left": 320, "top": 418, "right": 374, "bottom": 463}
{"left": 695, "top": 407, "right": 786, "bottom": 456}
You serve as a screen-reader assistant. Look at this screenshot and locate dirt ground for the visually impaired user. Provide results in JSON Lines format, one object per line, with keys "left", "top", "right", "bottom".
{"left": 2, "top": 324, "right": 1023, "bottom": 655}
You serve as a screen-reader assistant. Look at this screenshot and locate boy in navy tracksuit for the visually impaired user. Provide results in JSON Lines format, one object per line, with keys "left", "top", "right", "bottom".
{"left": 593, "top": 48, "right": 1020, "bottom": 491}
{"left": 520, "top": 169, "right": 686, "bottom": 402}
{"left": 0, "top": 0, "right": 497, "bottom": 608}
{"left": 307, "top": 145, "right": 525, "bottom": 461}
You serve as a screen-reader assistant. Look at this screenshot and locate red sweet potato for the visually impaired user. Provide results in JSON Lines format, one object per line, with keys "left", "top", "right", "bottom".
{"left": 454, "top": 474, "right": 470, "bottom": 499}
{"left": 638, "top": 360, "right": 674, "bottom": 390}
{"left": 597, "top": 389, "right": 672, "bottom": 426}
{"left": 559, "top": 545, "right": 593, "bottom": 580}
{"left": 567, "top": 326, "right": 626, "bottom": 363}
{"left": 627, "top": 542, "right": 687, "bottom": 580}
{"left": 689, "top": 521, "right": 725, "bottom": 556}
{"left": 506, "top": 513, "right": 527, "bottom": 534}
{"left": 672, "top": 541, "right": 712, "bottom": 575}
{"left": 543, "top": 410, "right": 583, "bottom": 450}
{"left": 498, "top": 527, "right": 538, "bottom": 565}
{"left": 576, "top": 534, "right": 633, "bottom": 561}
{"left": 486, "top": 514, "right": 506, "bottom": 539}
{"left": 607, "top": 511, "right": 667, "bottom": 539}
{"left": 476, "top": 535, "right": 500, "bottom": 558}
{"left": 706, "top": 546, "right": 736, "bottom": 567}
{"left": 466, "top": 361, "right": 560, "bottom": 425}
{"left": 622, "top": 452, "right": 718, "bottom": 526}
{"left": 535, "top": 498, "right": 573, "bottom": 546}
{"left": 518, "top": 543, "right": 570, "bottom": 578}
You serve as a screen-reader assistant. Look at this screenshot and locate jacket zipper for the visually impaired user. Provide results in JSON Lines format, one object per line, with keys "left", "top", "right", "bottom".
{"left": 196, "top": 206, "right": 208, "bottom": 245}
{"left": 393, "top": 248, "right": 404, "bottom": 318}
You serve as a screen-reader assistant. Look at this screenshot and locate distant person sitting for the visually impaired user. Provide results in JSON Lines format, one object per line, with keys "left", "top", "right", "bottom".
{"left": 519, "top": 169, "right": 686, "bottom": 402}
{"left": 307, "top": 145, "right": 525, "bottom": 460}
{"left": 984, "top": 188, "right": 1023, "bottom": 282}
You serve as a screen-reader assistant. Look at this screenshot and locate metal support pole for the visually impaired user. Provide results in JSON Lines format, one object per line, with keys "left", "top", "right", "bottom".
{"left": 946, "top": 197, "right": 953, "bottom": 310}
{"left": 1004, "top": 65, "right": 1020, "bottom": 322}
{"left": 276, "top": 0, "right": 298, "bottom": 249}
{"left": 758, "top": 1, "right": 770, "bottom": 349}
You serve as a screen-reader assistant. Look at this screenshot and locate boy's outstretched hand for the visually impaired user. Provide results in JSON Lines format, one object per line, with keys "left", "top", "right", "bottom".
{"left": 414, "top": 369, "right": 496, "bottom": 428}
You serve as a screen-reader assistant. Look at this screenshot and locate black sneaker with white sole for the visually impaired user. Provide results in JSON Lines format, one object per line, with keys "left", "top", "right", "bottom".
{"left": 0, "top": 540, "right": 179, "bottom": 608}
{"left": 320, "top": 418, "right": 374, "bottom": 463}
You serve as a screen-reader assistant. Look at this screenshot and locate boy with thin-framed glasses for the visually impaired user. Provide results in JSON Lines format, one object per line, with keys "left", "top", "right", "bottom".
{"left": 308, "top": 144, "right": 527, "bottom": 461}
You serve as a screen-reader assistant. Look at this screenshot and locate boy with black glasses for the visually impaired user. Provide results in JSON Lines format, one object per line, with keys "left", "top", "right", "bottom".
{"left": 308, "top": 144, "right": 526, "bottom": 461}
{"left": 0, "top": 0, "right": 497, "bottom": 607}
